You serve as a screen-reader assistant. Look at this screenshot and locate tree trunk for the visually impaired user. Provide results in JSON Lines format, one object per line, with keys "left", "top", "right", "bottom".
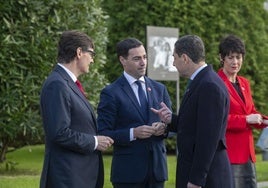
{"left": 0, "top": 140, "right": 9, "bottom": 163}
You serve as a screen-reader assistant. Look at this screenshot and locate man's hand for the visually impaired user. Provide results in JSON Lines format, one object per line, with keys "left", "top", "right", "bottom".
{"left": 96, "top": 136, "right": 114, "bottom": 151}
{"left": 151, "top": 102, "right": 172, "bottom": 124}
{"left": 152, "top": 122, "right": 167, "bottom": 136}
{"left": 134, "top": 125, "right": 156, "bottom": 139}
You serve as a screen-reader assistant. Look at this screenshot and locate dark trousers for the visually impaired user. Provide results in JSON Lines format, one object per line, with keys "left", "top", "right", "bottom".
{"left": 232, "top": 160, "right": 257, "bottom": 188}
{"left": 113, "top": 151, "right": 164, "bottom": 188}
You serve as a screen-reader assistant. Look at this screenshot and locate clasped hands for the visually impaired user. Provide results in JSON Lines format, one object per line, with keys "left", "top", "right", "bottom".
{"left": 246, "top": 113, "right": 268, "bottom": 126}
{"left": 134, "top": 122, "right": 167, "bottom": 139}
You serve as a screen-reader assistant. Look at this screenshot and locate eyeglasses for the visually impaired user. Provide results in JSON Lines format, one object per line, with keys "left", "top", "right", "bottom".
{"left": 84, "top": 49, "right": 96, "bottom": 58}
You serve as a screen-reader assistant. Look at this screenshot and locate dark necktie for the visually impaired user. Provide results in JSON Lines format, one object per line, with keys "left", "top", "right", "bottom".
{"left": 135, "top": 80, "right": 148, "bottom": 120}
{"left": 184, "top": 79, "right": 192, "bottom": 95}
{"left": 187, "top": 79, "right": 192, "bottom": 88}
{"left": 75, "top": 80, "right": 86, "bottom": 96}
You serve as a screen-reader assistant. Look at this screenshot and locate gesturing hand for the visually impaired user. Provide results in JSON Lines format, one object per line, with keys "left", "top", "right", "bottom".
{"left": 151, "top": 102, "right": 172, "bottom": 124}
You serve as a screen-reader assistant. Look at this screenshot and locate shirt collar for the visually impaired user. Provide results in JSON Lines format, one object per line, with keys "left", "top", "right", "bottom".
{"left": 123, "top": 71, "right": 145, "bottom": 85}
{"left": 58, "top": 63, "right": 77, "bottom": 82}
{"left": 190, "top": 63, "right": 207, "bottom": 80}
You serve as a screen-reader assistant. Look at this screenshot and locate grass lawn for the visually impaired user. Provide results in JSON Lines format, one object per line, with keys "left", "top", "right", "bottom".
{"left": 0, "top": 144, "right": 267, "bottom": 188}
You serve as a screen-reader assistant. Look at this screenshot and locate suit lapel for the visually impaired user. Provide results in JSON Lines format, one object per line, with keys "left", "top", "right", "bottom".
{"left": 68, "top": 81, "right": 97, "bottom": 123}
{"left": 55, "top": 65, "right": 97, "bottom": 129}
{"left": 234, "top": 77, "right": 250, "bottom": 113}
{"left": 180, "top": 82, "right": 195, "bottom": 111}
{"left": 120, "top": 76, "right": 148, "bottom": 122}
{"left": 144, "top": 78, "right": 153, "bottom": 109}
{"left": 225, "top": 78, "right": 245, "bottom": 108}
{"left": 218, "top": 69, "right": 248, "bottom": 113}
{"left": 180, "top": 65, "right": 210, "bottom": 110}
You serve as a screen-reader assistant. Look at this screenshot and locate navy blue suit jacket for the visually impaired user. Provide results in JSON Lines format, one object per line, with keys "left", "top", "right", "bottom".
{"left": 97, "top": 75, "right": 171, "bottom": 183}
{"left": 40, "top": 65, "right": 103, "bottom": 188}
{"left": 170, "top": 65, "right": 233, "bottom": 187}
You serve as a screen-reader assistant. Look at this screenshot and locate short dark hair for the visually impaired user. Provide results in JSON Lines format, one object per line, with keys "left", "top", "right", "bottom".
{"left": 57, "top": 30, "right": 94, "bottom": 64}
{"left": 219, "top": 34, "right": 245, "bottom": 60}
{"left": 116, "top": 38, "right": 143, "bottom": 59}
{"left": 174, "top": 35, "right": 205, "bottom": 64}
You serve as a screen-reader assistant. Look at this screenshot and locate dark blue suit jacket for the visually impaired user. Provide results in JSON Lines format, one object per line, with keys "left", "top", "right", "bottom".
{"left": 40, "top": 65, "right": 103, "bottom": 188}
{"left": 169, "top": 65, "right": 234, "bottom": 188}
{"left": 97, "top": 75, "right": 171, "bottom": 183}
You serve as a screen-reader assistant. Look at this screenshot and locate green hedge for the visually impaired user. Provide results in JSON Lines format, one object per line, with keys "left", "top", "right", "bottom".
{"left": 0, "top": 0, "right": 108, "bottom": 161}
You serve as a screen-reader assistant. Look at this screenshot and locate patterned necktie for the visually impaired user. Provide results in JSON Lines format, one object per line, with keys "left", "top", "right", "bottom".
{"left": 135, "top": 80, "right": 148, "bottom": 120}
{"left": 75, "top": 79, "right": 86, "bottom": 96}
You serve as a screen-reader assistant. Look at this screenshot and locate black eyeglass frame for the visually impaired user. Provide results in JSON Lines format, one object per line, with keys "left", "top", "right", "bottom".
{"left": 84, "top": 49, "right": 96, "bottom": 58}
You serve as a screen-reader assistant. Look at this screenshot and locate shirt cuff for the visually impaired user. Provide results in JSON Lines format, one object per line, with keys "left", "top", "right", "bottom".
{"left": 130, "top": 128, "right": 136, "bottom": 141}
{"left": 94, "top": 136, "right": 98, "bottom": 150}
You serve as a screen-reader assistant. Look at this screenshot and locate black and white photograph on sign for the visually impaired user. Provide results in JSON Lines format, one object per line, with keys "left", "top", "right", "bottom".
{"left": 147, "top": 26, "right": 179, "bottom": 81}
{"left": 149, "top": 36, "right": 177, "bottom": 72}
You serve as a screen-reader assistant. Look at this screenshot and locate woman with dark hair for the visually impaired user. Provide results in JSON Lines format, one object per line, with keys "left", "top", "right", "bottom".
{"left": 218, "top": 34, "right": 268, "bottom": 188}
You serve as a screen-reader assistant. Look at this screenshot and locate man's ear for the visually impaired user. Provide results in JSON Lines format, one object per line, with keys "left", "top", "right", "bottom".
{"left": 119, "top": 56, "right": 126, "bottom": 66}
{"left": 182, "top": 53, "right": 188, "bottom": 63}
{"left": 76, "top": 47, "right": 83, "bottom": 59}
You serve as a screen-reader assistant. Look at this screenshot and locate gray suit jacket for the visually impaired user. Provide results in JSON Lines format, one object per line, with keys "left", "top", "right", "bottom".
{"left": 40, "top": 65, "right": 103, "bottom": 188}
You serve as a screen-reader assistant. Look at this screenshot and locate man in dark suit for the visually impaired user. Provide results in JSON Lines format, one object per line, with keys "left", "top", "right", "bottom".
{"left": 40, "top": 30, "right": 113, "bottom": 188}
{"left": 97, "top": 38, "right": 172, "bottom": 188}
{"left": 152, "top": 35, "right": 234, "bottom": 188}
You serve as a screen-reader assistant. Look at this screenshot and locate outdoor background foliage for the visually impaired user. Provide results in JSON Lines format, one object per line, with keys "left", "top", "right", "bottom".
{"left": 0, "top": 0, "right": 268, "bottom": 158}
{"left": 0, "top": 0, "right": 108, "bottom": 161}
{"left": 102, "top": 0, "right": 268, "bottom": 113}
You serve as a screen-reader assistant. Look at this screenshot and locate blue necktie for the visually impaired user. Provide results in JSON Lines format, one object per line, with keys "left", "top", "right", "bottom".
{"left": 135, "top": 80, "right": 148, "bottom": 120}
